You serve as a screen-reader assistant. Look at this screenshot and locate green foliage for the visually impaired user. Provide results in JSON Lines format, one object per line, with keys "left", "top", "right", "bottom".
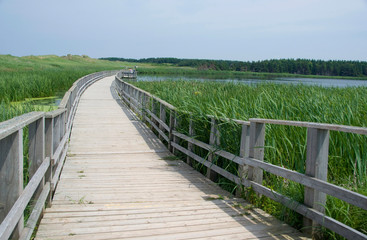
{"left": 102, "top": 57, "right": 367, "bottom": 77}
{"left": 130, "top": 79, "right": 367, "bottom": 239}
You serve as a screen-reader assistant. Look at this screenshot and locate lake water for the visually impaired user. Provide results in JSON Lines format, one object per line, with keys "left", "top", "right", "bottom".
{"left": 137, "top": 75, "right": 367, "bottom": 88}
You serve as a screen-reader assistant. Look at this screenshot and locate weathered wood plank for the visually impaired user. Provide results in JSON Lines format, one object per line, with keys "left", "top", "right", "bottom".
{"left": 0, "top": 158, "right": 49, "bottom": 240}
{"left": 303, "top": 127, "right": 330, "bottom": 237}
{"left": 19, "top": 182, "right": 50, "bottom": 240}
{"left": 0, "top": 129, "right": 24, "bottom": 239}
{"left": 0, "top": 112, "right": 44, "bottom": 140}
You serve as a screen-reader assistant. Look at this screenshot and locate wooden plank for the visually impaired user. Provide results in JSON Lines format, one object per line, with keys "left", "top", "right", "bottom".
{"left": 0, "top": 129, "right": 24, "bottom": 239}
{"left": 146, "top": 109, "right": 169, "bottom": 132}
{"left": 45, "top": 109, "right": 67, "bottom": 118}
{"left": 19, "top": 182, "right": 50, "bottom": 240}
{"left": 248, "top": 121, "right": 265, "bottom": 185}
{"left": 144, "top": 115, "right": 169, "bottom": 142}
{"left": 0, "top": 158, "right": 49, "bottom": 240}
{"left": 0, "top": 112, "right": 44, "bottom": 140}
{"left": 236, "top": 123, "right": 250, "bottom": 197}
{"left": 242, "top": 156, "right": 367, "bottom": 211}
{"left": 52, "top": 132, "right": 68, "bottom": 165}
{"left": 207, "top": 117, "right": 220, "bottom": 182}
{"left": 52, "top": 113, "right": 61, "bottom": 153}
{"left": 52, "top": 143, "right": 68, "bottom": 190}
{"left": 28, "top": 117, "right": 45, "bottom": 180}
{"left": 187, "top": 117, "right": 195, "bottom": 165}
{"left": 303, "top": 127, "right": 330, "bottom": 237}
{"left": 159, "top": 103, "right": 167, "bottom": 137}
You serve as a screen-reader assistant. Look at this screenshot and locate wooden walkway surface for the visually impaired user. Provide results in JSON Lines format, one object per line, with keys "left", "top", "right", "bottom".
{"left": 35, "top": 76, "right": 308, "bottom": 239}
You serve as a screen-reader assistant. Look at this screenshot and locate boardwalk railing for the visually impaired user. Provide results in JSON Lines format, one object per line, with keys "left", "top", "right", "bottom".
{"left": 0, "top": 70, "right": 118, "bottom": 240}
{"left": 115, "top": 74, "right": 367, "bottom": 240}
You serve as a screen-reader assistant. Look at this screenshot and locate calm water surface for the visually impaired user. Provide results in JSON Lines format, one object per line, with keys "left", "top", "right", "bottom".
{"left": 137, "top": 75, "right": 367, "bottom": 88}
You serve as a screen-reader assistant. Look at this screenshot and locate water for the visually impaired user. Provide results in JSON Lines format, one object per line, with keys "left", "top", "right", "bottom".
{"left": 137, "top": 75, "right": 367, "bottom": 88}
{"left": 27, "top": 91, "right": 65, "bottom": 107}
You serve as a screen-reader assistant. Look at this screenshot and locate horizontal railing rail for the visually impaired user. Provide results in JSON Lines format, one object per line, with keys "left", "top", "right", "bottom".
{"left": 115, "top": 74, "right": 367, "bottom": 240}
{"left": 0, "top": 70, "right": 118, "bottom": 240}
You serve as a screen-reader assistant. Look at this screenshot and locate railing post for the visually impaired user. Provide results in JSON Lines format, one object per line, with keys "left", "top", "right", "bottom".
{"left": 151, "top": 98, "right": 156, "bottom": 131}
{"left": 248, "top": 121, "right": 265, "bottom": 185}
{"left": 141, "top": 93, "right": 147, "bottom": 122}
{"left": 28, "top": 117, "right": 45, "bottom": 180}
{"left": 168, "top": 110, "right": 174, "bottom": 152}
{"left": 303, "top": 127, "right": 329, "bottom": 238}
{"left": 169, "top": 110, "right": 179, "bottom": 154}
{"left": 53, "top": 115, "right": 61, "bottom": 154}
{"left": 187, "top": 116, "right": 195, "bottom": 166}
{"left": 159, "top": 103, "right": 166, "bottom": 141}
{"left": 206, "top": 117, "right": 220, "bottom": 182}
{"left": 236, "top": 123, "right": 250, "bottom": 197}
{"left": 44, "top": 116, "right": 54, "bottom": 207}
{"left": 0, "top": 129, "right": 24, "bottom": 238}
{"left": 28, "top": 116, "right": 46, "bottom": 210}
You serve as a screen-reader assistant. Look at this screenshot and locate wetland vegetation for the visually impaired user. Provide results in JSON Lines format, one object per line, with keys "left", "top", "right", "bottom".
{"left": 1, "top": 54, "right": 367, "bottom": 238}
{"left": 0, "top": 54, "right": 129, "bottom": 121}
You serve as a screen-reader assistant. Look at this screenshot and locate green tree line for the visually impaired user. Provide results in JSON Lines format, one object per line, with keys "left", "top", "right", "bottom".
{"left": 100, "top": 57, "right": 367, "bottom": 77}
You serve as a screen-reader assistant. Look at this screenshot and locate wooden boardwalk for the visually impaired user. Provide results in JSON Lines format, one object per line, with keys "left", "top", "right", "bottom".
{"left": 35, "top": 76, "right": 308, "bottom": 239}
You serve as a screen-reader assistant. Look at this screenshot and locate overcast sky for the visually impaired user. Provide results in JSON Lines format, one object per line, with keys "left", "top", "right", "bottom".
{"left": 0, "top": 0, "right": 366, "bottom": 61}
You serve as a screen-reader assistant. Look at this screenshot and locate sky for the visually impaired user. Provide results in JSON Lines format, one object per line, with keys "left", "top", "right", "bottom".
{"left": 0, "top": 0, "right": 366, "bottom": 61}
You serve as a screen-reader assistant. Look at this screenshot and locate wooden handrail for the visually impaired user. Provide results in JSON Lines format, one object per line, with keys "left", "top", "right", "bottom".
{"left": 250, "top": 118, "right": 367, "bottom": 135}
{"left": 0, "top": 70, "right": 118, "bottom": 240}
{"left": 115, "top": 75, "right": 367, "bottom": 240}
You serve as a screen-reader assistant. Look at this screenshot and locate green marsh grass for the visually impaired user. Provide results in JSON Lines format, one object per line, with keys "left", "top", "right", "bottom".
{"left": 130, "top": 80, "right": 367, "bottom": 239}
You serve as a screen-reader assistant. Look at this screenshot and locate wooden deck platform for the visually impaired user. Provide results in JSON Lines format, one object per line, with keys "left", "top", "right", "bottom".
{"left": 35, "top": 76, "right": 308, "bottom": 239}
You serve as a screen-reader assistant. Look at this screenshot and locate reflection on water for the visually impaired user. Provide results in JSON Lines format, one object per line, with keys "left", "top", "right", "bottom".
{"left": 137, "top": 75, "right": 367, "bottom": 88}
{"left": 24, "top": 91, "right": 65, "bottom": 108}
{"left": 28, "top": 97, "right": 61, "bottom": 106}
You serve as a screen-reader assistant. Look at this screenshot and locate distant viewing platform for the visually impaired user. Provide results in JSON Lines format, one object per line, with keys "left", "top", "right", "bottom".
{"left": 118, "top": 68, "right": 137, "bottom": 79}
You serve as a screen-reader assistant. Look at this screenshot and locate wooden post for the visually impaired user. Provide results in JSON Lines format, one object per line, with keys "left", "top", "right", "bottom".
{"left": 151, "top": 99, "right": 156, "bottom": 130}
{"left": 128, "top": 86, "right": 132, "bottom": 108}
{"left": 303, "top": 127, "right": 329, "bottom": 238}
{"left": 168, "top": 111, "right": 179, "bottom": 154}
{"left": 28, "top": 117, "right": 45, "bottom": 180}
{"left": 168, "top": 110, "right": 175, "bottom": 152}
{"left": 44, "top": 117, "right": 54, "bottom": 206}
{"left": 53, "top": 115, "right": 61, "bottom": 154}
{"left": 187, "top": 117, "right": 195, "bottom": 166}
{"left": 236, "top": 123, "right": 250, "bottom": 197}
{"left": 248, "top": 121, "right": 265, "bottom": 185}
{"left": 206, "top": 117, "right": 220, "bottom": 182}
{"left": 159, "top": 103, "right": 166, "bottom": 141}
{"left": 173, "top": 112, "right": 179, "bottom": 155}
{"left": 45, "top": 117, "right": 54, "bottom": 160}
{"left": 28, "top": 116, "right": 46, "bottom": 210}
{"left": 141, "top": 93, "right": 147, "bottom": 122}
{"left": 138, "top": 91, "right": 143, "bottom": 119}
{"left": 0, "top": 130, "right": 24, "bottom": 238}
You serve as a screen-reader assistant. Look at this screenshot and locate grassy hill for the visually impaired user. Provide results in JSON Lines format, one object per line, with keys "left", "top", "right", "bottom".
{"left": 0, "top": 54, "right": 136, "bottom": 121}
